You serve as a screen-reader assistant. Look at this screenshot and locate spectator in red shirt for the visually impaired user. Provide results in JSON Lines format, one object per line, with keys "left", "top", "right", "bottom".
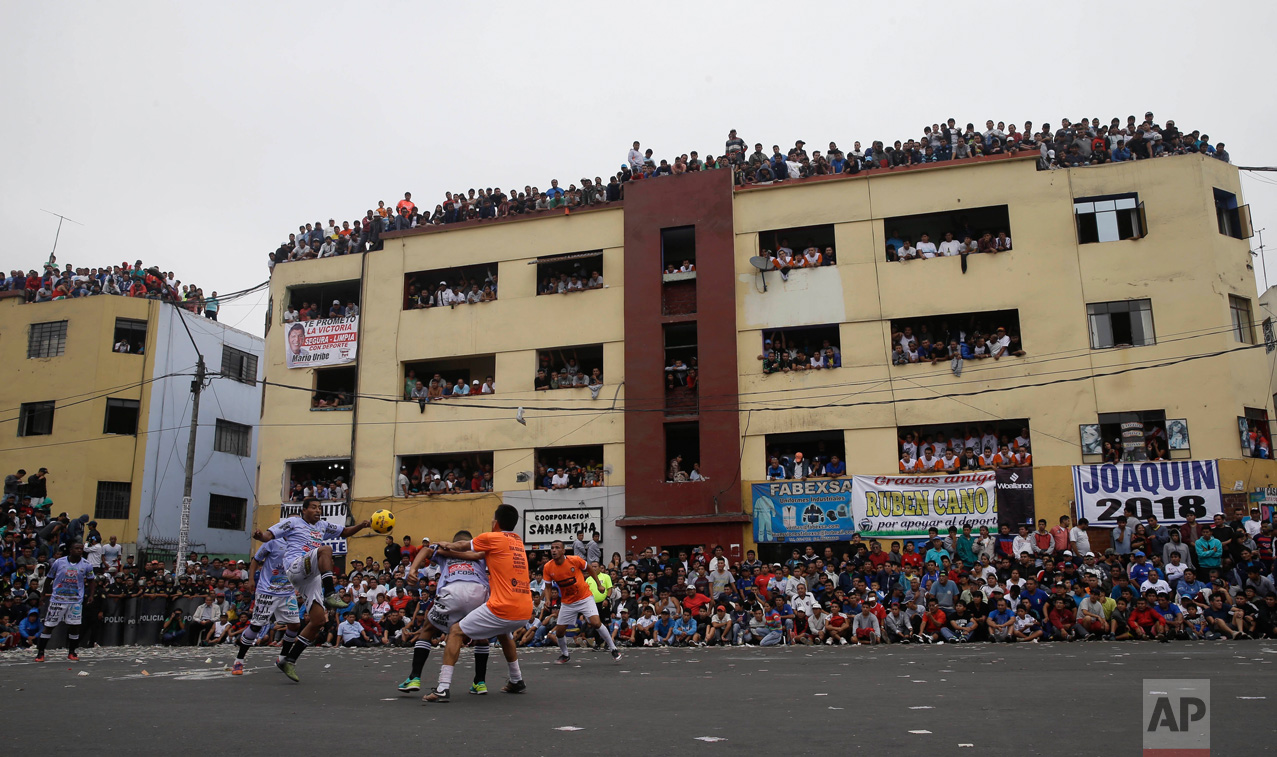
{"left": 1128, "top": 597, "right": 1167, "bottom": 641}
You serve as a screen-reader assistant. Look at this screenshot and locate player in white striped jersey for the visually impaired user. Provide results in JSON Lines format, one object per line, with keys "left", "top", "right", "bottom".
{"left": 35, "top": 542, "right": 96, "bottom": 662}
{"left": 231, "top": 537, "right": 301, "bottom": 676}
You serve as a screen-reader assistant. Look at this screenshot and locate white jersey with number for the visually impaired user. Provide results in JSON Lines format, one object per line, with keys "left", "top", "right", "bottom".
{"left": 48, "top": 556, "right": 93, "bottom": 604}
{"left": 253, "top": 539, "right": 294, "bottom": 597}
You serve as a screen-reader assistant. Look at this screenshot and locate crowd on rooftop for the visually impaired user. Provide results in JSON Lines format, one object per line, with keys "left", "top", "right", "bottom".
{"left": 2, "top": 257, "right": 219, "bottom": 319}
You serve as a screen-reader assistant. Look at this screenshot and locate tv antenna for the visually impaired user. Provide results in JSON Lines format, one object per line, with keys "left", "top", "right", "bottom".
{"left": 40, "top": 209, "right": 84, "bottom": 263}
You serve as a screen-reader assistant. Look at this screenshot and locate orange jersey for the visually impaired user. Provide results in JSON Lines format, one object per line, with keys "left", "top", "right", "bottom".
{"left": 472, "top": 531, "right": 532, "bottom": 620}
{"left": 543, "top": 555, "right": 593, "bottom": 605}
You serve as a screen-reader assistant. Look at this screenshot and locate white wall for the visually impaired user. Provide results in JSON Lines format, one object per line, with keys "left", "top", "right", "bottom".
{"left": 139, "top": 306, "right": 263, "bottom": 556}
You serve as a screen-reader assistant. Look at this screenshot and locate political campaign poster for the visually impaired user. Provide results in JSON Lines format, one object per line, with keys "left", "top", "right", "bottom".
{"left": 280, "top": 500, "right": 349, "bottom": 555}
{"left": 752, "top": 472, "right": 998, "bottom": 542}
{"left": 284, "top": 316, "right": 358, "bottom": 369}
{"left": 1072, "top": 460, "right": 1223, "bottom": 525}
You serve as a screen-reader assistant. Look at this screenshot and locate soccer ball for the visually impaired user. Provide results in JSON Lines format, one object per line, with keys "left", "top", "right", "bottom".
{"left": 370, "top": 509, "right": 395, "bottom": 534}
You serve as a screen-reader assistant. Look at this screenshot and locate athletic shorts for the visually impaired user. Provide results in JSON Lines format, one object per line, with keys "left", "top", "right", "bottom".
{"left": 457, "top": 603, "right": 526, "bottom": 641}
{"left": 44, "top": 601, "right": 82, "bottom": 627}
{"left": 428, "top": 581, "right": 488, "bottom": 633}
{"left": 285, "top": 552, "right": 324, "bottom": 611}
{"left": 555, "top": 596, "right": 599, "bottom": 627}
{"left": 250, "top": 592, "right": 301, "bottom": 627}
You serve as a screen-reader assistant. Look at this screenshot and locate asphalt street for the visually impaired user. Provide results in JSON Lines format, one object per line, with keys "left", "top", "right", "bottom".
{"left": 1, "top": 641, "right": 1274, "bottom": 755}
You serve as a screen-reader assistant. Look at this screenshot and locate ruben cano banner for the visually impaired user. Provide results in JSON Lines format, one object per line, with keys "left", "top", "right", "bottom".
{"left": 1072, "top": 460, "right": 1223, "bottom": 525}
{"left": 752, "top": 473, "right": 998, "bottom": 541}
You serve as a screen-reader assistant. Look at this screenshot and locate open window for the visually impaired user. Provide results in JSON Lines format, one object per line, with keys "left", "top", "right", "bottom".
{"left": 1230, "top": 294, "right": 1256, "bottom": 344}
{"left": 763, "top": 430, "right": 846, "bottom": 478}
{"left": 284, "top": 459, "right": 350, "bottom": 503}
{"left": 898, "top": 419, "right": 1032, "bottom": 467}
{"left": 1087, "top": 299, "right": 1155, "bottom": 348}
{"left": 665, "top": 422, "right": 702, "bottom": 483}
{"left": 398, "top": 451, "right": 494, "bottom": 495}
{"left": 889, "top": 309, "right": 1023, "bottom": 364}
{"left": 404, "top": 264, "right": 497, "bottom": 309}
{"left": 1074, "top": 193, "right": 1146, "bottom": 243}
{"left": 404, "top": 355, "right": 496, "bottom": 399}
{"left": 1214, "top": 188, "right": 1253, "bottom": 240}
{"left": 883, "top": 205, "right": 1012, "bottom": 261}
{"left": 113, "top": 318, "right": 147, "bottom": 354}
{"left": 661, "top": 226, "right": 697, "bottom": 280}
{"left": 532, "top": 444, "right": 608, "bottom": 490}
{"left": 759, "top": 324, "right": 842, "bottom": 372}
{"left": 286, "top": 279, "right": 361, "bottom": 320}
{"left": 1097, "top": 410, "right": 1166, "bottom": 462}
{"left": 103, "top": 398, "right": 140, "bottom": 436}
{"left": 758, "top": 224, "right": 837, "bottom": 266}
{"left": 535, "top": 344, "right": 603, "bottom": 390}
{"left": 535, "top": 251, "right": 604, "bottom": 295}
{"left": 1241, "top": 407, "right": 1271, "bottom": 459}
{"left": 18, "top": 401, "right": 54, "bottom": 437}
{"left": 312, "top": 366, "right": 357, "bottom": 410}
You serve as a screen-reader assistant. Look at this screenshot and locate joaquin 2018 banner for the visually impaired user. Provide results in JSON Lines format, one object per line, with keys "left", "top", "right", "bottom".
{"left": 285, "top": 316, "right": 358, "bottom": 368}
{"left": 752, "top": 472, "right": 998, "bottom": 542}
{"left": 1072, "top": 460, "right": 1223, "bottom": 525}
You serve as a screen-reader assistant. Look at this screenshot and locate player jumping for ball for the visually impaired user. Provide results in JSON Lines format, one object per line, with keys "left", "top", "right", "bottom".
{"left": 542, "top": 539, "right": 621, "bottom": 663}
{"left": 252, "top": 496, "right": 370, "bottom": 682}
{"left": 231, "top": 536, "right": 301, "bottom": 676}
{"left": 397, "top": 530, "right": 493, "bottom": 695}
{"left": 423, "top": 505, "right": 531, "bottom": 703}
{"left": 35, "top": 542, "right": 95, "bottom": 662}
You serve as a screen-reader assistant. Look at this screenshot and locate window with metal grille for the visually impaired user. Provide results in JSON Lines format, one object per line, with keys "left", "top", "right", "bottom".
{"left": 208, "top": 494, "right": 246, "bottom": 530}
{"left": 18, "top": 401, "right": 54, "bottom": 437}
{"left": 94, "top": 481, "right": 131, "bottom": 520}
{"left": 213, "top": 419, "right": 251, "bottom": 457}
{"left": 1230, "top": 295, "right": 1255, "bottom": 344}
{"left": 28, "top": 321, "right": 67, "bottom": 358}
{"left": 103, "top": 398, "right": 140, "bottom": 435}
{"left": 1086, "top": 299, "right": 1155, "bottom": 348}
{"left": 221, "top": 345, "right": 258, "bottom": 385}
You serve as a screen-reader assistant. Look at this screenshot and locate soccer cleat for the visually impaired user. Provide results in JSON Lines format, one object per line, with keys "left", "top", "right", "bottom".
{"left": 34, "top": 653, "right": 45, "bottom": 662}
{"left": 422, "top": 688, "right": 450, "bottom": 703}
{"left": 324, "top": 594, "right": 349, "bottom": 610}
{"left": 280, "top": 661, "right": 300, "bottom": 682}
{"left": 555, "top": 655, "right": 571, "bottom": 664}
{"left": 67, "top": 652, "right": 79, "bottom": 661}
{"left": 231, "top": 660, "right": 244, "bottom": 676}
{"left": 398, "top": 677, "right": 421, "bottom": 692}
{"left": 611, "top": 650, "right": 622, "bottom": 662}
{"left": 469, "top": 682, "right": 488, "bottom": 695}
{"left": 501, "top": 679, "right": 527, "bottom": 694}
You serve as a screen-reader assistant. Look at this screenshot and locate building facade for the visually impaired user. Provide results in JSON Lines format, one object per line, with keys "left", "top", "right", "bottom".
{"left": 254, "top": 152, "right": 1277, "bottom": 561}
{"left": 0, "top": 295, "right": 263, "bottom": 557}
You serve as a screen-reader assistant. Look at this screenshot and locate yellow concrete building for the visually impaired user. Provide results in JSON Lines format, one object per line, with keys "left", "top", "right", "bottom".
{"left": 255, "top": 152, "right": 1277, "bottom": 561}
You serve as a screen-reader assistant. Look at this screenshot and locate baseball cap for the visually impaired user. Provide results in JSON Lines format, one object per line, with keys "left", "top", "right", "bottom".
{"left": 333, "top": 300, "right": 340, "bottom": 305}
{"left": 1062, "top": 550, "right": 1073, "bottom": 557}
{"left": 1133, "top": 550, "right": 1145, "bottom": 557}
{"left": 716, "top": 605, "right": 725, "bottom": 612}
{"left": 1085, "top": 551, "right": 1095, "bottom": 558}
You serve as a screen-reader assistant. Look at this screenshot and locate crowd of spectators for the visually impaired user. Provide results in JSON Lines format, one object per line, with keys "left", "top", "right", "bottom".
{"left": 885, "top": 230, "right": 1011, "bottom": 264}
{"left": 285, "top": 476, "right": 349, "bottom": 503}
{"left": 2, "top": 257, "right": 219, "bottom": 319}
{"left": 405, "top": 269, "right": 498, "bottom": 309}
{"left": 269, "top": 113, "right": 1227, "bottom": 272}
{"left": 532, "top": 456, "right": 607, "bottom": 491}
{"left": 405, "top": 369, "right": 496, "bottom": 410}
{"left": 891, "top": 316, "right": 1025, "bottom": 376}
{"left": 534, "top": 350, "right": 602, "bottom": 392}
{"left": 896, "top": 425, "right": 1032, "bottom": 473}
{"left": 283, "top": 300, "right": 359, "bottom": 322}
{"left": 395, "top": 457, "right": 495, "bottom": 497}
{"left": 759, "top": 332, "right": 842, "bottom": 373}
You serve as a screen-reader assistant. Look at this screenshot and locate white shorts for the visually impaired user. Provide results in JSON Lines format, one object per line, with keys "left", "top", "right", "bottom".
{"left": 556, "top": 596, "right": 599, "bottom": 627}
{"left": 457, "top": 603, "right": 526, "bottom": 641}
{"left": 44, "top": 601, "right": 82, "bottom": 627}
{"left": 285, "top": 552, "right": 324, "bottom": 611}
{"left": 251, "top": 592, "right": 301, "bottom": 627}
{"left": 428, "top": 582, "right": 489, "bottom": 633}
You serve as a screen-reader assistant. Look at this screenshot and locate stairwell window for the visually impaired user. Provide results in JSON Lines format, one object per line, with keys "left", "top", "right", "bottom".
{"left": 1074, "top": 193, "right": 1145, "bottom": 243}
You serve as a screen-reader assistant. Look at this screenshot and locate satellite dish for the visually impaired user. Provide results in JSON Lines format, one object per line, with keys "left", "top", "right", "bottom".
{"left": 748, "top": 256, "right": 772, "bottom": 271}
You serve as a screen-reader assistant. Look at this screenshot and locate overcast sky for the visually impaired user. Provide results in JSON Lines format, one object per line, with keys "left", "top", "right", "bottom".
{"left": 4, "top": 2, "right": 1276, "bottom": 337}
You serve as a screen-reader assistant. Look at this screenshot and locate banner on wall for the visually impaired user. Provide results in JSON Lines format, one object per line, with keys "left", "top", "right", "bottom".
{"left": 1072, "top": 460, "right": 1223, "bottom": 525}
{"left": 995, "top": 467, "right": 1036, "bottom": 527}
{"left": 752, "top": 473, "right": 998, "bottom": 542}
{"left": 521, "top": 507, "right": 604, "bottom": 548}
{"left": 280, "top": 501, "right": 350, "bottom": 555}
{"left": 284, "top": 316, "right": 358, "bottom": 368}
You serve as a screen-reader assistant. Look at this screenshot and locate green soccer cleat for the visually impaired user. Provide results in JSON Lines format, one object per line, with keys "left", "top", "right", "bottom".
{"left": 280, "top": 661, "right": 300, "bottom": 682}
{"left": 469, "top": 682, "right": 488, "bottom": 695}
{"left": 398, "top": 677, "right": 421, "bottom": 692}
{"left": 324, "top": 594, "right": 349, "bottom": 610}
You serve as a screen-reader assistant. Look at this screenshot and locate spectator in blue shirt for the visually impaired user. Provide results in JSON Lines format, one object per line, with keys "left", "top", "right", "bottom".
{"left": 671, "top": 609, "right": 699, "bottom": 646}
{"left": 18, "top": 608, "right": 41, "bottom": 646}
{"left": 1020, "top": 578, "right": 1051, "bottom": 618}
{"left": 1195, "top": 528, "right": 1223, "bottom": 569}
{"left": 1128, "top": 551, "right": 1152, "bottom": 585}
{"left": 823, "top": 455, "right": 846, "bottom": 477}
{"left": 1111, "top": 143, "right": 1132, "bottom": 162}
{"left": 654, "top": 610, "right": 675, "bottom": 646}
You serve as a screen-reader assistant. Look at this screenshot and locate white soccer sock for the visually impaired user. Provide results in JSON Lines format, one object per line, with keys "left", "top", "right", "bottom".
{"left": 508, "top": 660, "right": 522, "bottom": 682}
{"left": 438, "top": 664, "right": 454, "bottom": 693}
{"left": 595, "top": 623, "right": 618, "bottom": 652}
{"left": 557, "top": 634, "right": 569, "bottom": 656}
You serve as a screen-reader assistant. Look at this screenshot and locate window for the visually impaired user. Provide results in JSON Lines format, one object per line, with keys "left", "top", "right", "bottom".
{"left": 1098, "top": 410, "right": 1167, "bottom": 462}
{"left": 758, "top": 224, "right": 837, "bottom": 266}
{"left": 94, "top": 481, "right": 131, "bottom": 520}
{"left": 1214, "top": 188, "right": 1253, "bottom": 240}
{"left": 1241, "top": 407, "right": 1271, "bottom": 459}
{"left": 207, "top": 494, "right": 247, "bottom": 530}
{"left": 397, "top": 451, "right": 494, "bottom": 495}
{"left": 534, "top": 345, "right": 603, "bottom": 390}
{"left": 759, "top": 324, "right": 842, "bottom": 372}
{"left": 214, "top": 419, "right": 252, "bottom": 456}
{"left": 532, "top": 444, "right": 607, "bottom": 490}
{"left": 1087, "top": 299, "right": 1155, "bottom": 348}
{"left": 284, "top": 459, "right": 350, "bottom": 502}
{"left": 103, "top": 398, "right": 140, "bottom": 435}
{"left": 404, "top": 265, "right": 495, "bottom": 309}
{"left": 221, "top": 345, "right": 258, "bottom": 384}
{"left": 764, "top": 430, "right": 846, "bottom": 478}
{"left": 661, "top": 226, "right": 697, "bottom": 277}
{"left": 897, "top": 419, "right": 1031, "bottom": 469}
{"left": 313, "top": 366, "right": 357, "bottom": 410}
{"left": 1230, "top": 295, "right": 1255, "bottom": 344}
{"left": 405, "top": 355, "right": 497, "bottom": 399}
{"left": 888, "top": 309, "right": 1023, "bottom": 364}
{"left": 287, "top": 279, "right": 361, "bottom": 319}
{"left": 112, "top": 318, "right": 147, "bottom": 354}
{"left": 27, "top": 320, "right": 67, "bottom": 358}
{"left": 18, "top": 401, "right": 54, "bottom": 437}
{"left": 1074, "top": 193, "right": 1146, "bottom": 243}
{"left": 665, "top": 422, "right": 701, "bottom": 482}
{"left": 535, "top": 251, "right": 604, "bottom": 296}
{"left": 883, "top": 205, "right": 1012, "bottom": 261}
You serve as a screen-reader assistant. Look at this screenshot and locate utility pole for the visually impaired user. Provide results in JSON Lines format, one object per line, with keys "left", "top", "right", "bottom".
{"left": 176, "top": 354, "right": 205, "bottom": 578}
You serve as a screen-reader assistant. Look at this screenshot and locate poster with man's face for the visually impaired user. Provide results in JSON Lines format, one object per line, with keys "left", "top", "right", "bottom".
{"left": 285, "top": 317, "right": 358, "bottom": 369}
